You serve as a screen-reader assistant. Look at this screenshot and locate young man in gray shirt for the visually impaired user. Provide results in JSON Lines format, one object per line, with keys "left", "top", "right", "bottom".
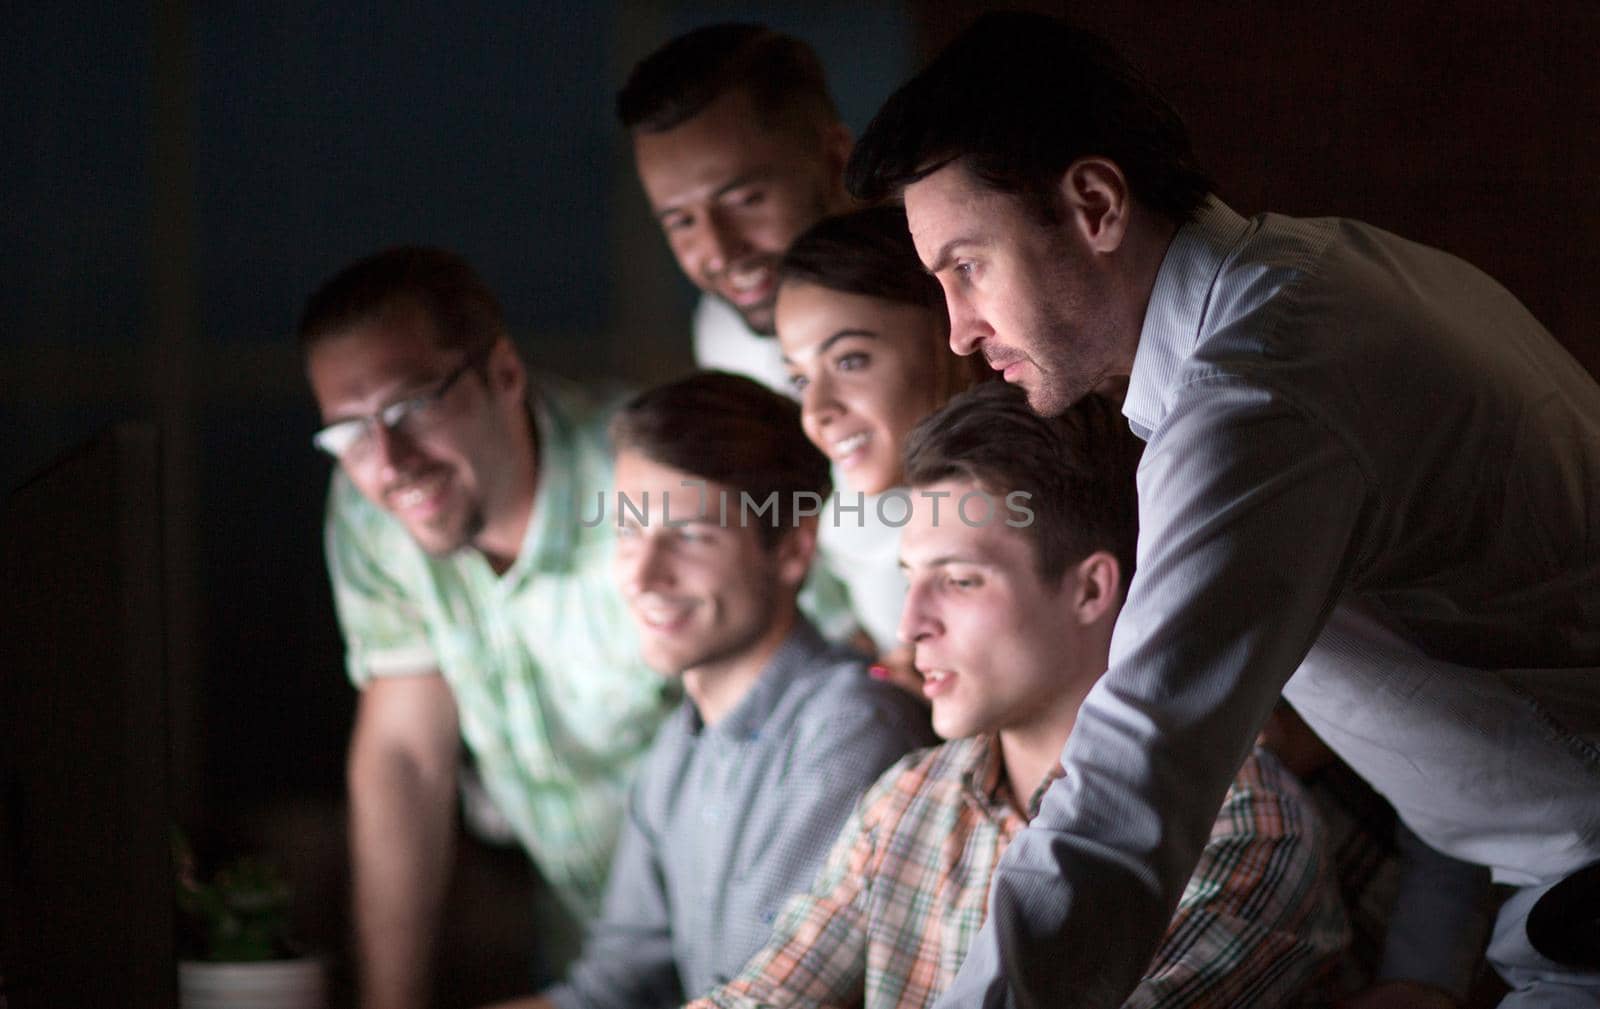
{"left": 483, "top": 371, "right": 934, "bottom": 1009}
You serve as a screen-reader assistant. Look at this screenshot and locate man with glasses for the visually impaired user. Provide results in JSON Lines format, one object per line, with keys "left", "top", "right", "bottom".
{"left": 300, "top": 246, "right": 676, "bottom": 1009}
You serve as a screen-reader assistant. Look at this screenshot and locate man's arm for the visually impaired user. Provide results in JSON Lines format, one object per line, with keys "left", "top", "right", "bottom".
{"left": 348, "top": 672, "right": 461, "bottom": 1009}
{"left": 689, "top": 793, "right": 879, "bottom": 1009}
{"left": 537, "top": 776, "right": 682, "bottom": 1009}
{"left": 934, "top": 386, "right": 1373, "bottom": 1009}
{"left": 1126, "top": 749, "right": 1348, "bottom": 1008}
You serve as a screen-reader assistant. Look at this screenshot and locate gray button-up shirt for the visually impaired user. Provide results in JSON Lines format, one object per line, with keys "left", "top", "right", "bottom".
{"left": 545, "top": 618, "right": 935, "bottom": 1009}
{"left": 934, "top": 198, "right": 1600, "bottom": 1009}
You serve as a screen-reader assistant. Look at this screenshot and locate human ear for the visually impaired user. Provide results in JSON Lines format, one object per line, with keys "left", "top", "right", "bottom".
{"left": 1069, "top": 550, "right": 1121, "bottom": 625}
{"left": 1057, "top": 158, "right": 1130, "bottom": 254}
{"left": 822, "top": 123, "right": 855, "bottom": 206}
{"left": 775, "top": 517, "right": 819, "bottom": 589}
{"left": 486, "top": 336, "right": 527, "bottom": 401}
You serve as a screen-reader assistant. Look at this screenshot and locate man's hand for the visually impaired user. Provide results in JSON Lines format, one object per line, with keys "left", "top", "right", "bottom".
{"left": 348, "top": 673, "right": 461, "bottom": 1009}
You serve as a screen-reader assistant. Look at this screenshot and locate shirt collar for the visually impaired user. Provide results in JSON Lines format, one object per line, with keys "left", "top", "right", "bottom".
{"left": 1124, "top": 196, "right": 1254, "bottom": 438}
{"left": 695, "top": 617, "right": 832, "bottom": 742}
{"left": 957, "top": 734, "right": 1067, "bottom": 822}
{"left": 507, "top": 384, "right": 580, "bottom": 579}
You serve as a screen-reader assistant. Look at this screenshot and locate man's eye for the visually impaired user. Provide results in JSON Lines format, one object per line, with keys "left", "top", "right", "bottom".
{"left": 662, "top": 214, "right": 693, "bottom": 233}
{"left": 946, "top": 574, "right": 980, "bottom": 590}
{"left": 732, "top": 189, "right": 766, "bottom": 208}
{"left": 788, "top": 373, "right": 810, "bottom": 393}
{"left": 954, "top": 261, "right": 975, "bottom": 280}
{"left": 836, "top": 352, "right": 869, "bottom": 372}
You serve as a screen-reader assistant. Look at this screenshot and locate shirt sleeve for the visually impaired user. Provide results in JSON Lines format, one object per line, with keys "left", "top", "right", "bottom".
{"left": 933, "top": 379, "right": 1374, "bottom": 1009}
{"left": 323, "top": 472, "right": 439, "bottom": 685}
{"left": 546, "top": 777, "right": 683, "bottom": 1009}
{"left": 1124, "top": 749, "right": 1348, "bottom": 1009}
{"left": 689, "top": 780, "right": 885, "bottom": 1009}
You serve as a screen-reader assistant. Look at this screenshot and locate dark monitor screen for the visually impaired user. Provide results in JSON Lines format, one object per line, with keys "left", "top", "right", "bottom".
{"left": 1, "top": 422, "right": 177, "bottom": 1008}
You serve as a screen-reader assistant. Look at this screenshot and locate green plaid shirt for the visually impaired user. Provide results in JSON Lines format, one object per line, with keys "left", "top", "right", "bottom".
{"left": 692, "top": 739, "right": 1347, "bottom": 1009}
{"left": 325, "top": 377, "right": 675, "bottom": 919}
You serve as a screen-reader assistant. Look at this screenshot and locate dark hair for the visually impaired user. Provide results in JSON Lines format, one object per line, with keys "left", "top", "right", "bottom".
{"left": 778, "top": 204, "right": 943, "bottom": 312}
{"left": 297, "top": 245, "right": 504, "bottom": 355}
{"left": 846, "top": 12, "right": 1210, "bottom": 225}
{"left": 610, "top": 371, "right": 832, "bottom": 549}
{"left": 617, "top": 22, "right": 839, "bottom": 135}
{"left": 903, "top": 383, "right": 1141, "bottom": 590}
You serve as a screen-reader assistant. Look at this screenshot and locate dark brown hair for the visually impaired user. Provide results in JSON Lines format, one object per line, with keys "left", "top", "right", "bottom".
{"left": 847, "top": 12, "right": 1210, "bottom": 226}
{"left": 903, "top": 383, "right": 1141, "bottom": 590}
{"left": 617, "top": 23, "right": 838, "bottom": 137}
{"left": 610, "top": 371, "right": 832, "bottom": 548}
{"left": 778, "top": 204, "right": 942, "bottom": 313}
{"left": 296, "top": 245, "right": 504, "bottom": 356}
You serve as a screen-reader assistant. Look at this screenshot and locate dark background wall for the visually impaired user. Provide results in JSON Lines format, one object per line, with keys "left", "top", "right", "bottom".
{"left": 5, "top": 0, "right": 1597, "bottom": 1002}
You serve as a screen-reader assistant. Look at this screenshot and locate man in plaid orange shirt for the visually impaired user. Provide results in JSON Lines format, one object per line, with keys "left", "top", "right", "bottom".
{"left": 688, "top": 385, "right": 1349, "bottom": 1009}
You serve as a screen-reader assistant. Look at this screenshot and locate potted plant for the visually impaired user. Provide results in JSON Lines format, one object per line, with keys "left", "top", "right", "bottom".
{"left": 174, "top": 830, "right": 327, "bottom": 1009}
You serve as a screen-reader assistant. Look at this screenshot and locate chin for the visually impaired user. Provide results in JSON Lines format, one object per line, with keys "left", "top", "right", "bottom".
{"left": 845, "top": 472, "right": 894, "bottom": 498}
{"left": 408, "top": 521, "right": 473, "bottom": 558}
{"left": 734, "top": 301, "right": 778, "bottom": 336}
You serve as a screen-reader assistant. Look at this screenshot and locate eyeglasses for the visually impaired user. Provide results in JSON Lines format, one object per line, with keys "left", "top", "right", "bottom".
{"left": 312, "top": 345, "right": 490, "bottom": 460}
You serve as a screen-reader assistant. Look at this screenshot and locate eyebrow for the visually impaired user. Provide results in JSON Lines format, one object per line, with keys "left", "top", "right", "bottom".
{"left": 897, "top": 554, "right": 978, "bottom": 573}
{"left": 780, "top": 329, "right": 878, "bottom": 367}
{"left": 322, "top": 374, "right": 445, "bottom": 425}
{"left": 923, "top": 236, "right": 977, "bottom": 276}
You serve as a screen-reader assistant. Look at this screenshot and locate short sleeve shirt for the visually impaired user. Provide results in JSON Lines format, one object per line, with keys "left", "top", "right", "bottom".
{"left": 324, "top": 376, "right": 677, "bottom": 918}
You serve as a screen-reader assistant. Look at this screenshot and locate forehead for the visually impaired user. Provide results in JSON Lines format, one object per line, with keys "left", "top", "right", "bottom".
{"left": 631, "top": 88, "right": 816, "bottom": 207}
{"left": 776, "top": 283, "right": 926, "bottom": 357}
{"left": 305, "top": 309, "right": 452, "bottom": 417}
{"left": 612, "top": 449, "right": 726, "bottom": 513}
{"left": 900, "top": 478, "right": 1037, "bottom": 573}
{"left": 903, "top": 163, "right": 1019, "bottom": 259}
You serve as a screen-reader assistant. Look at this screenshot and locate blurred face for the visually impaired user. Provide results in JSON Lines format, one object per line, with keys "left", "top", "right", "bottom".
{"left": 898, "top": 478, "right": 1087, "bottom": 741}
{"left": 775, "top": 282, "right": 944, "bottom": 495}
{"left": 905, "top": 162, "right": 1133, "bottom": 416}
{"left": 307, "top": 312, "right": 528, "bottom": 556}
{"left": 633, "top": 87, "right": 847, "bottom": 334}
{"left": 612, "top": 450, "right": 804, "bottom": 679}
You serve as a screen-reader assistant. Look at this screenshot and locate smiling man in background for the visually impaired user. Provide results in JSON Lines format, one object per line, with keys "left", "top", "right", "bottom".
{"left": 619, "top": 23, "right": 852, "bottom": 391}
{"left": 483, "top": 371, "right": 932, "bottom": 1009}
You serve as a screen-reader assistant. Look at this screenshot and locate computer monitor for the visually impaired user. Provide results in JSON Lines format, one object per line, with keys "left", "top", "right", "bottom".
{"left": 0, "top": 422, "right": 177, "bottom": 1007}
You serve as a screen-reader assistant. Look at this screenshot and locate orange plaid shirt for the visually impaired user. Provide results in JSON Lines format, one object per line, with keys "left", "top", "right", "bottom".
{"left": 689, "top": 738, "right": 1347, "bottom": 1009}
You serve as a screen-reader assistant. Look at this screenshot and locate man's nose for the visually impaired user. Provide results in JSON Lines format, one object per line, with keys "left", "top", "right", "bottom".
{"left": 947, "top": 298, "right": 992, "bottom": 357}
{"left": 699, "top": 209, "right": 748, "bottom": 276}
{"left": 897, "top": 580, "right": 940, "bottom": 648}
{"left": 623, "top": 536, "right": 673, "bottom": 595}
{"left": 369, "top": 422, "right": 423, "bottom": 478}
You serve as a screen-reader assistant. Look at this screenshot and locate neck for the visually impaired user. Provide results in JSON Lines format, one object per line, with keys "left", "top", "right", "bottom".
{"left": 995, "top": 665, "right": 1102, "bottom": 818}
{"left": 683, "top": 603, "right": 799, "bottom": 728}
{"left": 473, "top": 407, "right": 539, "bottom": 575}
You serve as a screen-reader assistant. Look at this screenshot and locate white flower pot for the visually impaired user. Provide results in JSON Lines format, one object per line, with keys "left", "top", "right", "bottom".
{"left": 178, "top": 956, "right": 327, "bottom": 1009}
